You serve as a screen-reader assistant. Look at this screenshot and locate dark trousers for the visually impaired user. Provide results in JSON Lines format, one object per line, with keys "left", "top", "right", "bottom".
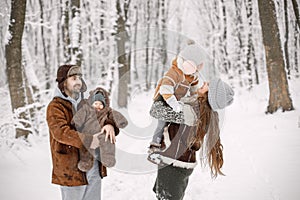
{"left": 153, "top": 165, "right": 194, "bottom": 200}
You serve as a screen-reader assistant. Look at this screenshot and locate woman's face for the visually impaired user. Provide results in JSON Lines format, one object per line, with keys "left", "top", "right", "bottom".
{"left": 197, "top": 82, "right": 209, "bottom": 95}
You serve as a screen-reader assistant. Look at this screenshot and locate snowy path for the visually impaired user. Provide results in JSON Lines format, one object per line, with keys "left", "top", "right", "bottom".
{"left": 1, "top": 83, "right": 300, "bottom": 199}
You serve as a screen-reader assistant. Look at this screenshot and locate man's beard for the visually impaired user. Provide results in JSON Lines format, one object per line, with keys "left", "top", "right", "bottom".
{"left": 73, "top": 84, "right": 81, "bottom": 92}
{"left": 71, "top": 85, "right": 81, "bottom": 99}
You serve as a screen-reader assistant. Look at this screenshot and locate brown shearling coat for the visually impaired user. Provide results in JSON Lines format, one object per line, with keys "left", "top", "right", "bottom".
{"left": 47, "top": 97, "right": 106, "bottom": 186}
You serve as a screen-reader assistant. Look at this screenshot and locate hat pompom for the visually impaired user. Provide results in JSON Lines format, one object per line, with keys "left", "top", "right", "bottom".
{"left": 208, "top": 78, "right": 234, "bottom": 111}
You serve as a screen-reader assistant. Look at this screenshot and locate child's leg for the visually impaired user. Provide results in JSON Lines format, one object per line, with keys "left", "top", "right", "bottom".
{"left": 151, "top": 120, "right": 166, "bottom": 145}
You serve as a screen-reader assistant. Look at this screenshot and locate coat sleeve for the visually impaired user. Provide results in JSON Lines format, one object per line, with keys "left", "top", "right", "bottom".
{"left": 47, "top": 101, "right": 93, "bottom": 149}
{"left": 102, "top": 109, "right": 123, "bottom": 136}
{"left": 72, "top": 104, "right": 88, "bottom": 131}
{"left": 109, "top": 110, "right": 128, "bottom": 129}
{"left": 159, "top": 67, "right": 181, "bottom": 101}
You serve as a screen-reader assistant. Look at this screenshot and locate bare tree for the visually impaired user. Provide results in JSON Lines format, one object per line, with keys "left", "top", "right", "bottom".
{"left": 71, "top": 0, "right": 82, "bottom": 66}
{"left": 132, "top": 4, "right": 139, "bottom": 81}
{"left": 145, "top": 0, "right": 151, "bottom": 90}
{"left": 116, "top": 0, "right": 131, "bottom": 108}
{"left": 38, "top": 0, "right": 50, "bottom": 89}
{"left": 291, "top": 0, "right": 300, "bottom": 30}
{"left": 245, "top": 0, "right": 259, "bottom": 88}
{"left": 62, "top": 0, "right": 71, "bottom": 63}
{"left": 5, "top": 0, "right": 33, "bottom": 138}
{"left": 294, "top": 22, "right": 299, "bottom": 78}
{"left": 258, "top": 0, "right": 294, "bottom": 113}
{"left": 284, "top": 0, "right": 291, "bottom": 78}
{"left": 160, "top": 0, "right": 168, "bottom": 77}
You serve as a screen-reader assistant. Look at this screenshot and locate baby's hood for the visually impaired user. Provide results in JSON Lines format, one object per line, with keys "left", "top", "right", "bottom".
{"left": 87, "top": 87, "right": 110, "bottom": 107}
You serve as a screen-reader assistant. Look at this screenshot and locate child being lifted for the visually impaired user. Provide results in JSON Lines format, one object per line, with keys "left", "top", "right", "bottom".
{"left": 149, "top": 41, "right": 205, "bottom": 153}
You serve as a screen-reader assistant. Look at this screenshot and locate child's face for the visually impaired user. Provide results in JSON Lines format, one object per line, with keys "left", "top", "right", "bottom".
{"left": 182, "top": 60, "right": 204, "bottom": 75}
{"left": 92, "top": 101, "right": 104, "bottom": 111}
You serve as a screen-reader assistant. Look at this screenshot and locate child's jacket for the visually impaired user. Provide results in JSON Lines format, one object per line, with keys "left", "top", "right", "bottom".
{"left": 72, "top": 87, "right": 128, "bottom": 136}
{"left": 153, "top": 58, "right": 199, "bottom": 102}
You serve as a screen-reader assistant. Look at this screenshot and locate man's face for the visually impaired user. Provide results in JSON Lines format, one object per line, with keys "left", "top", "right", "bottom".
{"left": 64, "top": 75, "right": 82, "bottom": 96}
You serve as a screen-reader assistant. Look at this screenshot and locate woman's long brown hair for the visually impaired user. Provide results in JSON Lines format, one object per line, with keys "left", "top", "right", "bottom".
{"left": 191, "top": 93, "right": 224, "bottom": 178}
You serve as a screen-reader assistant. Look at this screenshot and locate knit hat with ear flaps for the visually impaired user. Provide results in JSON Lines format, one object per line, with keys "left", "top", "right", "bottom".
{"left": 56, "top": 65, "right": 87, "bottom": 93}
{"left": 91, "top": 93, "right": 106, "bottom": 107}
{"left": 208, "top": 78, "right": 234, "bottom": 111}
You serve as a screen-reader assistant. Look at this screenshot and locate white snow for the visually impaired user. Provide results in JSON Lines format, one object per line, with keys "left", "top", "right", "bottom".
{"left": 0, "top": 78, "right": 300, "bottom": 200}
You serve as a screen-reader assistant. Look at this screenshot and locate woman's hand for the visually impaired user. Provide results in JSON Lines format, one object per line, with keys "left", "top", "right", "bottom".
{"left": 197, "top": 82, "right": 209, "bottom": 96}
{"left": 101, "top": 124, "right": 116, "bottom": 144}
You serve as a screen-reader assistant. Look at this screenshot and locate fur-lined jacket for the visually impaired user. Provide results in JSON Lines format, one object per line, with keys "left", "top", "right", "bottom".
{"left": 156, "top": 94, "right": 222, "bottom": 171}
{"left": 47, "top": 89, "right": 95, "bottom": 186}
{"left": 72, "top": 87, "right": 128, "bottom": 135}
{"left": 47, "top": 87, "right": 126, "bottom": 186}
{"left": 153, "top": 58, "right": 199, "bottom": 102}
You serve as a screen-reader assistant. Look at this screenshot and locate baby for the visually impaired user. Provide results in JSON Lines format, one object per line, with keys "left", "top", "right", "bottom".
{"left": 72, "top": 87, "right": 128, "bottom": 172}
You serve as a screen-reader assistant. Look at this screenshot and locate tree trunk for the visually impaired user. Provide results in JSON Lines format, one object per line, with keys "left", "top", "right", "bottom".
{"left": 100, "top": 0, "right": 105, "bottom": 40}
{"left": 5, "top": 0, "right": 32, "bottom": 138}
{"left": 116, "top": 0, "right": 130, "bottom": 108}
{"left": 291, "top": 0, "right": 300, "bottom": 30}
{"left": 38, "top": 0, "right": 50, "bottom": 89}
{"left": 220, "top": 0, "right": 229, "bottom": 75}
{"left": 71, "top": 0, "right": 82, "bottom": 66}
{"left": 145, "top": 0, "right": 151, "bottom": 90}
{"left": 160, "top": 0, "right": 168, "bottom": 77}
{"left": 176, "top": 0, "right": 182, "bottom": 54}
{"left": 284, "top": 0, "right": 291, "bottom": 79}
{"left": 133, "top": 5, "right": 139, "bottom": 80}
{"left": 245, "top": 0, "right": 258, "bottom": 88}
{"left": 62, "top": 0, "right": 71, "bottom": 63}
{"left": 233, "top": 0, "right": 244, "bottom": 83}
{"left": 258, "top": 0, "right": 294, "bottom": 113}
{"left": 295, "top": 22, "right": 299, "bottom": 78}
{"left": 154, "top": 0, "right": 161, "bottom": 85}
{"left": 57, "top": 0, "right": 62, "bottom": 68}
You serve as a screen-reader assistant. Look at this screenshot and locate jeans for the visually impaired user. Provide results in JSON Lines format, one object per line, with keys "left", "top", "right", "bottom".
{"left": 151, "top": 120, "right": 166, "bottom": 144}
{"left": 60, "top": 160, "right": 102, "bottom": 200}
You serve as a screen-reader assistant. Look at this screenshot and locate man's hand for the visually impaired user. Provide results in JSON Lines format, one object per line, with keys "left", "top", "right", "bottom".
{"left": 101, "top": 124, "right": 116, "bottom": 144}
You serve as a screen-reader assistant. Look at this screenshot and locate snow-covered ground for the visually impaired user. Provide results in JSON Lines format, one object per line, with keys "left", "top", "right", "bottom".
{"left": 0, "top": 79, "right": 300, "bottom": 200}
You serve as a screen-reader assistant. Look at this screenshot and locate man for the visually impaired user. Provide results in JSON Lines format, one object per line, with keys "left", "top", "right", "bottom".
{"left": 46, "top": 65, "right": 116, "bottom": 200}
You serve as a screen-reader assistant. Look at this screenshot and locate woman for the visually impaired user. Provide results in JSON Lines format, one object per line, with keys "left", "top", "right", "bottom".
{"left": 149, "top": 78, "right": 234, "bottom": 199}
